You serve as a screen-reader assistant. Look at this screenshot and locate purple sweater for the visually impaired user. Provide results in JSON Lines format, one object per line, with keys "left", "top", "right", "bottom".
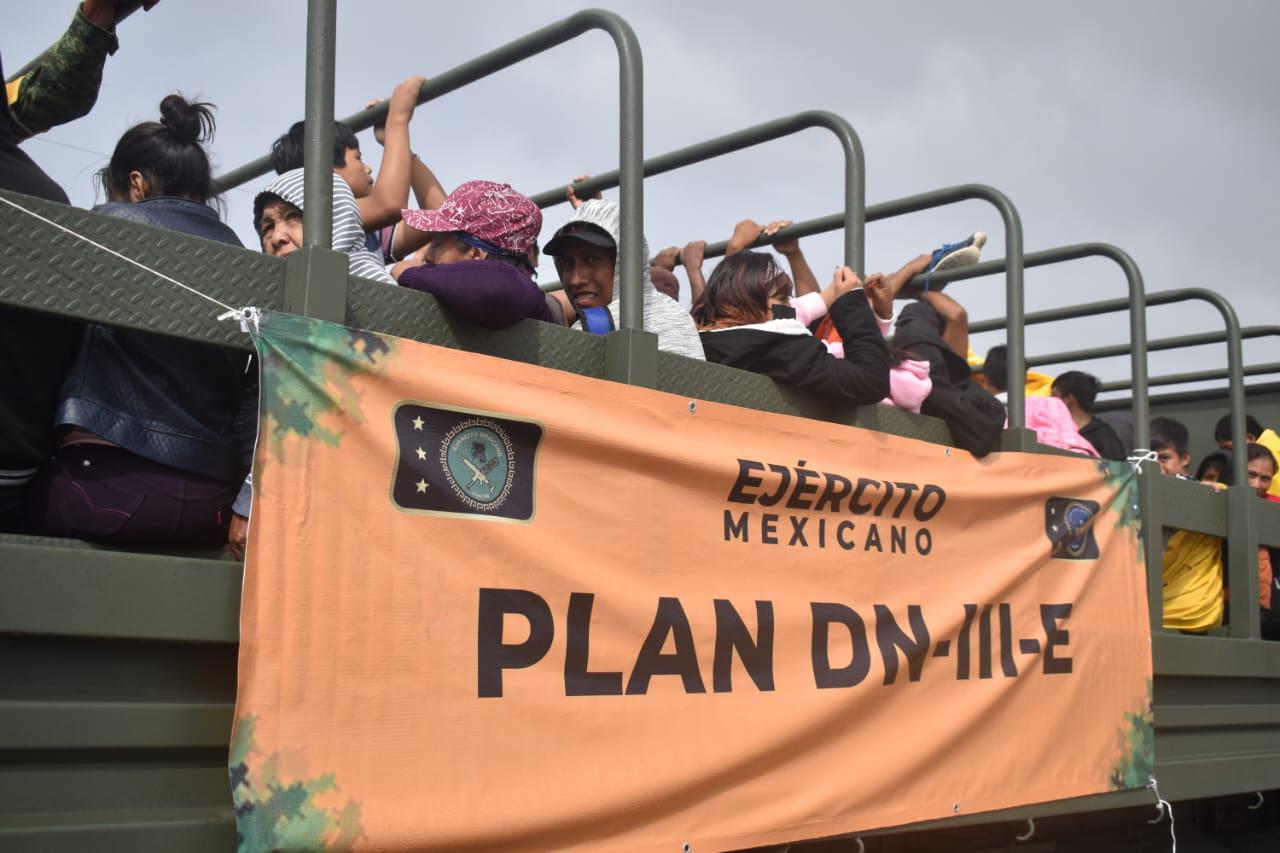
{"left": 397, "top": 260, "right": 557, "bottom": 330}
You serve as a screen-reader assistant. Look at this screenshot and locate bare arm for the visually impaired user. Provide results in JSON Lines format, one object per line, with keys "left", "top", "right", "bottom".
{"left": 357, "top": 76, "right": 423, "bottom": 230}
{"left": 681, "top": 240, "right": 708, "bottom": 305}
{"left": 725, "top": 218, "right": 764, "bottom": 257}
{"left": 388, "top": 154, "right": 447, "bottom": 258}
{"left": 922, "top": 290, "right": 969, "bottom": 358}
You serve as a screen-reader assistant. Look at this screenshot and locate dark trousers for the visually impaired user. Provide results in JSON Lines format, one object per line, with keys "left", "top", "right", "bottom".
{"left": 25, "top": 444, "right": 237, "bottom": 549}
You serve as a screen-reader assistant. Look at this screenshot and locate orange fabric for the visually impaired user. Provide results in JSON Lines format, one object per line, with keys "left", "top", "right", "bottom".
{"left": 231, "top": 312, "right": 1154, "bottom": 852}
{"left": 1260, "top": 547, "right": 1273, "bottom": 611}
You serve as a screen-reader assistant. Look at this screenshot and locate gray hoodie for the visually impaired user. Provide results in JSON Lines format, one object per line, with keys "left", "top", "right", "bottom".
{"left": 562, "top": 200, "right": 704, "bottom": 361}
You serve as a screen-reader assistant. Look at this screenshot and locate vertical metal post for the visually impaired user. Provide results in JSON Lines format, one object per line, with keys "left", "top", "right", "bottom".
{"left": 1106, "top": 249, "right": 1149, "bottom": 449}
{"left": 302, "top": 0, "right": 336, "bottom": 249}
{"left": 1001, "top": 206, "right": 1027, "bottom": 440}
{"left": 1137, "top": 471, "right": 1165, "bottom": 632}
{"left": 610, "top": 22, "right": 644, "bottom": 333}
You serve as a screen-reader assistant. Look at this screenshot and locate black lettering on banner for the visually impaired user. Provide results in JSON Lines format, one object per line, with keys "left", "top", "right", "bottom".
{"left": 874, "top": 480, "right": 897, "bottom": 516}
{"left": 788, "top": 515, "right": 809, "bottom": 547}
{"left": 851, "top": 478, "right": 878, "bottom": 515}
{"left": 786, "top": 461, "right": 820, "bottom": 510}
{"left": 477, "top": 588, "right": 554, "bottom": 698}
{"left": 810, "top": 603, "right": 871, "bottom": 688}
{"left": 564, "top": 593, "right": 623, "bottom": 696}
{"left": 916, "top": 528, "right": 933, "bottom": 555}
{"left": 713, "top": 600, "right": 776, "bottom": 692}
{"left": 957, "top": 603, "right": 977, "bottom": 680}
{"left": 836, "top": 520, "right": 857, "bottom": 550}
{"left": 814, "top": 473, "right": 853, "bottom": 512}
{"left": 757, "top": 464, "right": 792, "bottom": 507}
{"left": 626, "top": 598, "right": 707, "bottom": 695}
{"left": 864, "top": 524, "right": 883, "bottom": 552}
{"left": 890, "top": 525, "right": 907, "bottom": 554}
{"left": 979, "top": 604, "right": 994, "bottom": 679}
{"left": 914, "top": 485, "right": 947, "bottom": 521}
{"left": 724, "top": 509, "right": 750, "bottom": 543}
{"left": 998, "top": 602, "right": 1018, "bottom": 678}
{"left": 818, "top": 517, "right": 826, "bottom": 548}
{"left": 874, "top": 604, "right": 931, "bottom": 685}
{"left": 761, "top": 513, "right": 779, "bottom": 545}
{"left": 727, "top": 459, "right": 765, "bottom": 505}
{"left": 891, "top": 482, "right": 918, "bottom": 518}
{"left": 1041, "top": 603, "right": 1073, "bottom": 674}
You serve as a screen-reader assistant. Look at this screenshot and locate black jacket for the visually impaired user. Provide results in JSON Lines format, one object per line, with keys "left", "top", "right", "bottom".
{"left": 699, "top": 290, "right": 890, "bottom": 406}
{"left": 892, "top": 302, "right": 1005, "bottom": 456}
{"left": 1081, "top": 417, "right": 1127, "bottom": 461}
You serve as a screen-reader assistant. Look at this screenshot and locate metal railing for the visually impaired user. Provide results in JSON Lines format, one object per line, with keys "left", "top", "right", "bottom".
{"left": 689, "top": 187, "right": 1030, "bottom": 436}
{"left": 1101, "top": 362, "right": 1280, "bottom": 393}
{"left": 528, "top": 110, "right": 865, "bottom": 271}
{"left": 971, "top": 288, "right": 1247, "bottom": 485}
{"left": 215, "top": 7, "right": 648, "bottom": 331}
{"left": 1027, "top": 325, "right": 1279, "bottom": 369}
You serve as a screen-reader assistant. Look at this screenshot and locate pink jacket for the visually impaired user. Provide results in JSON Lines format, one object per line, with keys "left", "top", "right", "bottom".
{"left": 1017, "top": 397, "right": 1100, "bottom": 457}
{"left": 791, "top": 292, "right": 931, "bottom": 412}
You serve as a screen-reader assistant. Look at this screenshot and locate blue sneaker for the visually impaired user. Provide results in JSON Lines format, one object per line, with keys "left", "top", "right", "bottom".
{"left": 924, "top": 231, "right": 987, "bottom": 292}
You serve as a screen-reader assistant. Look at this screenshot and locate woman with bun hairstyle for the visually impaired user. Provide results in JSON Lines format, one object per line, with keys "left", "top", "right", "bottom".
{"left": 25, "top": 95, "right": 255, "bottom": 550}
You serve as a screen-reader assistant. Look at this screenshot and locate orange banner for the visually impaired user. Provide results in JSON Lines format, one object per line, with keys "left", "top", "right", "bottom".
{"left": 231, "top": 312, "right": 1153, "bottom": 852}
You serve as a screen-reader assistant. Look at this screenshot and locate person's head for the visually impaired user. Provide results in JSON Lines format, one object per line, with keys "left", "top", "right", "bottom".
{"left": 255, "top": 196, "right": 302, "bottom": 258}
{"left": 1245, "top": 443, "right": 1277, "bottom": 498}
{"left": 1051, "top": 371, "right": 1101, "bottom": 415}
{"left": 99, "top": 94, "right": 218, "bottom": 205}
{"left": 543, "top": 221, "right": 618, "bottom": 310}
{"left": 1150, "top": 416, "right": 1191, "bottom": 476}
{"left": 1195, "top": 452, "right": 1231, "bottom": 486}
{"left": 649, "top": 266, "right": 679, "bottom": 301}
{"left": 253, "top": 169, "right": 311, "bottom": 258}
{"left": 270, "top": 120, "right": 372, "bottom": 197}
{"left": 983, "top": 345, "right": 1008, "bottom": 393}
{"left": 690, "top": 251, "right": 793, "bottom": 329}
{"left": 1212, "top": 412, "right": 1262, "bottom": 450}
{"left": 399, "top": 181, "right": 542, "bottom": 276}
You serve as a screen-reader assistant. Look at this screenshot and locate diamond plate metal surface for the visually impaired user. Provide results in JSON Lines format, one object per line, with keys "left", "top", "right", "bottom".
{"left": 347, "top": 278, "right": 607, "bottom": 378}
{"left": 657, "top": 351, "right": 954, "bottom": 445}
{"left": 0, "top": 190, "right": 284, "bottom": 351}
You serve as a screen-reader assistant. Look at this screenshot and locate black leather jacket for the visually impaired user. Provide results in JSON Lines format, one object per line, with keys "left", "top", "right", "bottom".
{"left": 55, "top": 198, "right": 255, "bottom": 489}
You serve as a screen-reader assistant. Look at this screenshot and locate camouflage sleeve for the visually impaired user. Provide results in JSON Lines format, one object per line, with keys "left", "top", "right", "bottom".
{"left": 8, "top": 8, "right": 119, "bottom": 141}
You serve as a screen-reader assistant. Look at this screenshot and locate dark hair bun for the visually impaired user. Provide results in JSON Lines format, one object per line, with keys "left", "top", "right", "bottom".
{"left": 158, "top": 94, "right": 216, "bottom": 145}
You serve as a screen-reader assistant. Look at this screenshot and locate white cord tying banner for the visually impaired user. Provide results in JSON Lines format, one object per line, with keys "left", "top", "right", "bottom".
{"left": 0, "top": 193, "right": 252, "bottom": 322}
{"left": 217, "top": 306, "right": 263, "bottom": 338}
{"left": 1147, "top": 775, "right": 1176, "bottom": 851}
{"left": 1128, "top": 449, "right": 1159, "bottom": 474}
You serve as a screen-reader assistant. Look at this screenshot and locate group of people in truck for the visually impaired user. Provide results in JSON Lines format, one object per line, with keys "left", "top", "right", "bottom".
{"left": 1, "top": 3, "right": 1276, "bottom": 644}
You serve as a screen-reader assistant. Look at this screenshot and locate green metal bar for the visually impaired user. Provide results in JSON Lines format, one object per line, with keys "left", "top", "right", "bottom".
{"left": 871, "top": 243, "right": 1151, "bottom": 448}
{"left": 212, "top": 9, "right": 647, "bottom": 329}
{"left": 1027, "top": 326, "right": 1279, "bottom": 369}
{"left": 529, "top": 110, "right": 866, "bottom": 272}
{"left": 699, "top": 186, "right": 1028, "bottom": 433}
{"left": 972, "top": 288, "right": 1247, "bottom": 484}
{"left": 302, "top": 0, "right": 336, "bottom": 249}
{"left": 1100, "top": 362, "right": 1280, "bottom": 393}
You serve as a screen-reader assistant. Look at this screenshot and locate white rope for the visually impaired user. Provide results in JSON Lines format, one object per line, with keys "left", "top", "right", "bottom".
{"left": 0, "top": 193, "right": 241, "bottom": 316}
{"left": 1128, "top": 449, "right": 1159, "bottom": 473}
{"left": 1147, "top": 776, "right": 1175, "bottom": 851}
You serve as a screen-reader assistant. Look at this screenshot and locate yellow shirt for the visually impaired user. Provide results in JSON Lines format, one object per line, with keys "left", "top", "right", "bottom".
{"left": 1163, "top": 530, "right": 1224, "bottom": 633}
{"left": 1257, "top": 428, "right": 1280, "bottom": 499}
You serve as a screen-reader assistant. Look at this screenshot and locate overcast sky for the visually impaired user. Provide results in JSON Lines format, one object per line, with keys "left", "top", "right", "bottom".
{"left": 7, "top": 0, "right": 1278, "bottom": 399}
